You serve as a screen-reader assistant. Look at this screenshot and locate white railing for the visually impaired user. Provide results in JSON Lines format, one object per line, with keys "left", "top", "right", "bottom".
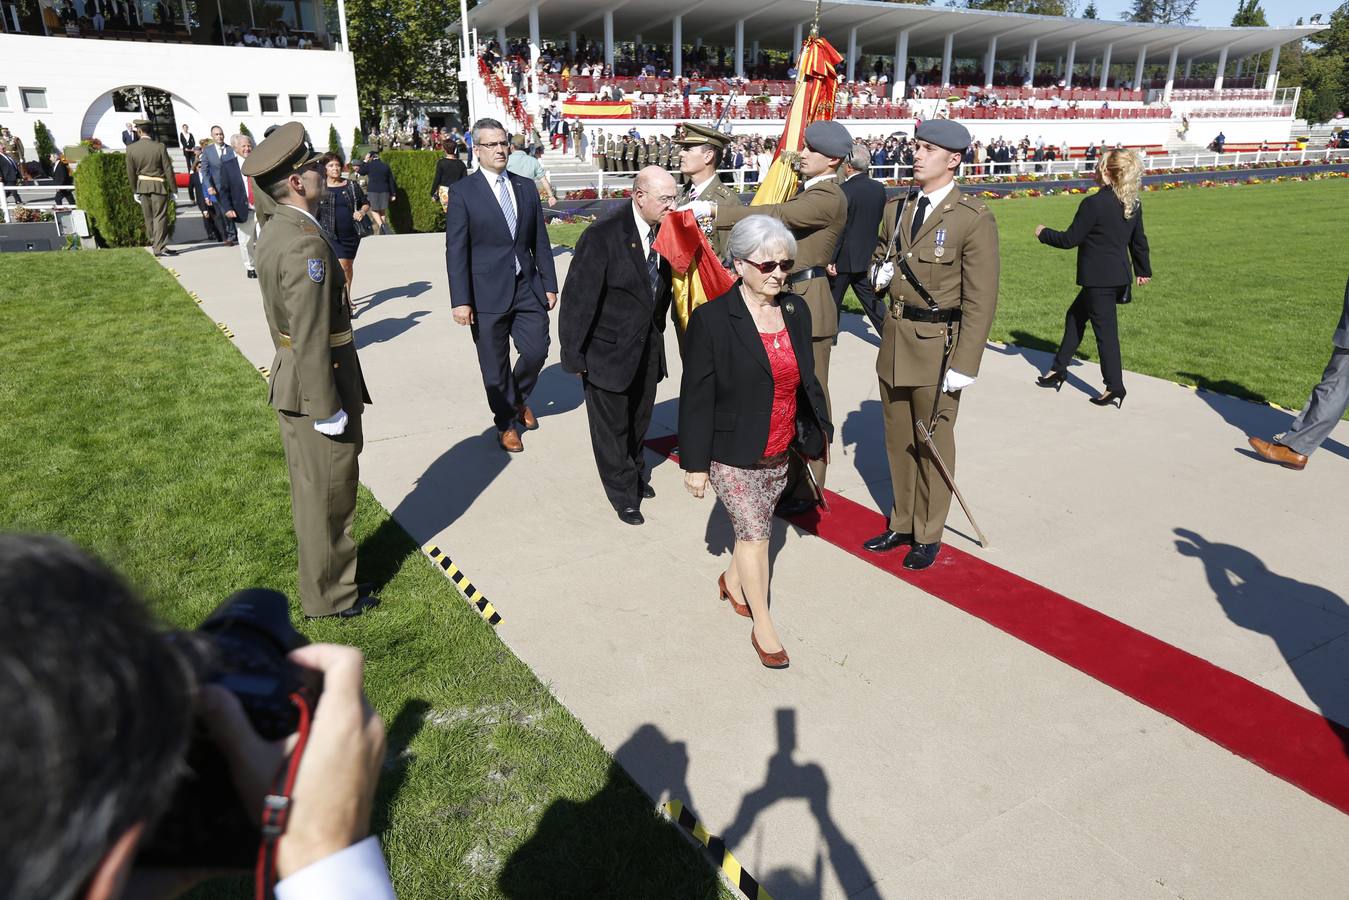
{"left": 0, "top": 182, "right": 79, "bottom": 224}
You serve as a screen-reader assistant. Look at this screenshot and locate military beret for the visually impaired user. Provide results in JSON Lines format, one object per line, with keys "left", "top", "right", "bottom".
{"left": 240, "top": 121, "right": 323, "bottom": 183}
{"left": 674, "top": 122, "right": 730, "bottom": 149}
{"left": 803, "top": 120, "right": 853, "bottom": 160}
{"left": 915, "top": 119, "right": 972, "bottom": 152}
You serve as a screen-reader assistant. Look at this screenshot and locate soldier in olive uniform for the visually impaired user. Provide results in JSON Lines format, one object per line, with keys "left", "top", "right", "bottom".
{"left": 243, "top": 121, "right": 377, "bottom": 618}
{"left": 674, "top": 122, "right": 739, "bottom": 265}
{"left": 124, "top": 119, "right": 176, "bottom": 257}
{"left": 692, "top": 120, "right": 850, "bottom": 515}
{"left": 863, "top": 119, "right": 998, "bottom": 571}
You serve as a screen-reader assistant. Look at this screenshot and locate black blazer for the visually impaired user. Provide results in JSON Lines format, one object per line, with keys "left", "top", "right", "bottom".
{"left": 558, "top": 205, "right": 671, "bottom": 392}
{"left": 1038, "top": 185, "right": 1152, "bottom": 287}
{"left": 359, "top": 158, "right": 398, "bottom": 196}
{"left": 678, "top": 285, "right": 833, "bottom": 471}
{"left": 214, "top": 157, "right": 252, "bottom": 224}
{"left": 51, "top": 161, "right": 71, "bottom": 185}
{"left": 833, "top": 173, "right": 888, "bottom": 273}
{"left": 430, "top": 156, "right": 467, "bottom": 200}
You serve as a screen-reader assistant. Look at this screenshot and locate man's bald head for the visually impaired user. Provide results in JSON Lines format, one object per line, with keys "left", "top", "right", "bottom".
{"left": 633, "top": 165, "right": 676, "bottom": 195}
{"left": 633, "top": 166, "right": 679, "bottom": 227}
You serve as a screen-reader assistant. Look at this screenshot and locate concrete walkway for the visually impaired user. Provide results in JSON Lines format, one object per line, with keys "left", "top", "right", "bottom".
{"left": 163, "top": 232, "right": 1349, "bottom": 899}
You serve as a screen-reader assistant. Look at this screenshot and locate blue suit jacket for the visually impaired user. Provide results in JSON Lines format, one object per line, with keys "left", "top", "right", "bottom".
{"left": 214, "top": 157, "right": 252, "bottom": 224}
{"left": 200, "top": 143, "right": 235, "bottom": 193}
{"left": 444, "top": 169, "right": 558, "bottom": 315}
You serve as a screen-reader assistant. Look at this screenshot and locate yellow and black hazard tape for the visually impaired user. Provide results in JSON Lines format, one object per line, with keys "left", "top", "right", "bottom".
{"left": 423, "top": 543, "right": 501, "bottom": 626}
{"left": 663, "top": 800, "right": 771, "bottom": 900}
{"left": 258, "top": 365, "right": 271, "bottom": 379}
{"left": 189, "top": 291, "right": 202, "bottom": 304}
{"left": 216, "top": 322, "right": 235, "bottom": 339}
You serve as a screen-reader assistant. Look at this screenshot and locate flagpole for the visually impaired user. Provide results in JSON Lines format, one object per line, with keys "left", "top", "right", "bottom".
{"left": 810, "top": 0, "right": 822, "bottom": 38}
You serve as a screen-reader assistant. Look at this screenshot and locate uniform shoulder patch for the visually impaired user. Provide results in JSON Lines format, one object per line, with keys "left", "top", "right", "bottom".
{"left": 958, "top": 194, "right": 988, "bottom": 213}
{"left": 307, "top": 258, "right": 325, "bottom": 283}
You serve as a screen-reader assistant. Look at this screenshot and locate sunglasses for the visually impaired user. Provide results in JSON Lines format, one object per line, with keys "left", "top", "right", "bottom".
{"left": 736, "top": 258, "right": 795, "bottom": 274}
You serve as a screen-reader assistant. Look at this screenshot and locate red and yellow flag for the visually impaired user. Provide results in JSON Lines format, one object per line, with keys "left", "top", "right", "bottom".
{"left": 561, "top": 99, "right": 633, "bottom": 118}
{"left": 654, "top": 210, "right": 736, "bottom": 333}
{"left": 753, "top": 33, "right": 844, "bottom": 207}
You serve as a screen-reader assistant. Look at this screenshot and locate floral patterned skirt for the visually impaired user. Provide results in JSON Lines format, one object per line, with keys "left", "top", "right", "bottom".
{"left": 710, "top": 454, "right": 789, "bottom": 542}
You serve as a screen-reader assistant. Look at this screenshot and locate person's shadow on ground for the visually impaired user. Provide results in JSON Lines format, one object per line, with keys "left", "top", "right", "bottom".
{"left": 1174, "top": 527, "right": 1349, "bottom": 759}
{"left": 352, "top": 279, "right": 432, "bottom": 320}
{"left": 528, "top": 362, "right": 585, "bottom": 423}
{"left": 836, "top": 312, "right": 880, "bottom": 348}
{"left": 497, "top": 723, "right": 722, "bottom": 898}
{"left": 841, "top": 398, "right": 891, "bottom": 512}
{"left": 988, "top": 330, "right": 1101, "bottom": 397}
{"left": 1175, "top": 371, "right": 1349, "bottom": 463}
{"left": 720, "top": 709, "right": 878, "bottom": 899}
{"left": 371, "top": 698, "right": 430, "bottom": 835}
{"left": 355, "top": 310, "right": 430, "bottom": 348}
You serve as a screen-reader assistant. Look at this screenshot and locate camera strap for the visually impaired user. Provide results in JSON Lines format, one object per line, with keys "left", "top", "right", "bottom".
{"left": 254, "top": 690, "right": 317, "bottom": 900}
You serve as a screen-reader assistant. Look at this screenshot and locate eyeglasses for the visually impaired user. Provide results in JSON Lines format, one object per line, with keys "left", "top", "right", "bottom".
{"left": 638, "top": 190, "right": 679, "bottom": 207}
{"left": 736, "top": 258, "right": 795, "bottom": 274}
{"left": 476, "top": 141, "right": 510, "bottom": 150}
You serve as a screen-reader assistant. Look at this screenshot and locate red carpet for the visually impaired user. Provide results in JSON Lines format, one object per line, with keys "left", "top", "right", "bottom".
{"left": 646, "top": 434, "right": 1349, "bottom": 815}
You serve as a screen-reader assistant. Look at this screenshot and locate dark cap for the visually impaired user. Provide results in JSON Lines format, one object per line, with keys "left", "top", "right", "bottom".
{"left": 131, "top": 118, "right": 152, "bottom": 129}
{"left": 914, "top": 119, "right": 972, "bottom": 152}
{"left": 803, "top": 121, "right": 853, "bottom": 160}
{"left": 674, "top": 122, "right": 730, "bottom": 149}
{"left": 240, "top": 121, "right": 323, "bottom": 183}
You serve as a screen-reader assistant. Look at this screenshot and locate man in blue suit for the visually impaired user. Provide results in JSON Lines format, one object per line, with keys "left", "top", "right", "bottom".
{"left": 214, "top": 133, "right": 258, "bottom": 277}
{"left": 445, "top": 118, "right": 559, "bottom": 453}
{"left": 199, "top": 124, "right": 237, "bottom": 243}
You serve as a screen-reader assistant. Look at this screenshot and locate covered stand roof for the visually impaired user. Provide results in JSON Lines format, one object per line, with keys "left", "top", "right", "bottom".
{"left": 464, "top": 0, "right": 1321, "bottom": 67}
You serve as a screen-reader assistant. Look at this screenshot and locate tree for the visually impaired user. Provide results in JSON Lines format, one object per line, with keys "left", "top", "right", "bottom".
{"left": 238, "top": 122, "right": 253, "bottom": 139}
{"left": 1278, "top": 6, "right": 1349, "bottom": 124}
{"left": 1083, "top": 1, "right": 1098, "bottom": 17}
{"left": 1124, "top": 0, "right": 1196, "bottom": 24}
{"left": 33, "top": 120, "right": 57, "bottom": 175}
{"left": 328, "top": 125, "right": 343, "bottom": 161}
{"left": 345, "top": 0, "right": 458, "bottom": 126}
{"left": 960, "top": 0, "right": 1075, "bottom": 12}
{"left": 1231, "top": 0, "right": 1267, "bottom": 27}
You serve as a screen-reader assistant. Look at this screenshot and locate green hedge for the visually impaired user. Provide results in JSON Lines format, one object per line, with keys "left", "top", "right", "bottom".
{"left": 383, "top": 149, "right": 442, "bottom": 234}
{"left": 72, "top": 152, "right": 176, "bottom": 248}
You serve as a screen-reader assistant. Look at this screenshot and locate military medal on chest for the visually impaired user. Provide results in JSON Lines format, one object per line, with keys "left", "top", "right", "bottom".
{"left": 934, "top": 228, "right": 947, "bottom": 258}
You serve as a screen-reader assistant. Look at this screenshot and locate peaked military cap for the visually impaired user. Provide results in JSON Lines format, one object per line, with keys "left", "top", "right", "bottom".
{"left": 803, "top": 120, "right": 853, "bottom": 160}
{"left": 674, "top": 122, "right": 730, "bottom": 149}
{"left": 131, "top": 118, "right": 152, "bottom": 128}
{"left": 914, "top": 119, "right": 972, "bottom": 152}
{"left": 241, "top": 121, "right": 323, "bottom": 184}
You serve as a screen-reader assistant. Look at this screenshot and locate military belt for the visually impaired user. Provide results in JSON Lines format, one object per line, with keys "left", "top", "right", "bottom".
{"left": 786, "top": 266, "right": 829, "bottom": 287}
{"left": 277, "top": 329, "right": 354, "bottom": 349}
{"left": 894, "top": 303, "right": 961, "bottom": 324}
{"left": 137, "top": 175, "right": 165, "bottom": 182}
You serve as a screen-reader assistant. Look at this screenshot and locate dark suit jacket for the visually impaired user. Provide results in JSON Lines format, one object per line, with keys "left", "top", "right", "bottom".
{"left": 51, "top": 161, "right": 71, "bottom": 185}
{"left": 833, "top": 172, "right": 887, "bottom": 273}
{"left": 430, "top": 157, "right": 467, "bottom": 199}
{"left": 121, "top": 130, "right": 138, "bottom": 146}
{"left": 359, "top": 158, "right": 397, "bottom": 196}
{"left": 678, "top": 285, "right": 832, "bottom": 472}
{"left": 444, "top": 168, "right": 559, "bottom": 315}
{"left": 558, "top": 205, "right": 671, "bottom": 392}
{"left": 214, "top": 157, "right": 252, "bottom": 224}
{"left": 1038, "top": 185, "right": 1152, "bottom": 287}
{"left": 0, "top": 153, "right": 21, "bottom": 186}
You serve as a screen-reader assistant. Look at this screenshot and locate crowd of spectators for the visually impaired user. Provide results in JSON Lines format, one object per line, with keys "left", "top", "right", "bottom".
{"left": 22, "top": 0, "right": 329, "bottom": 47}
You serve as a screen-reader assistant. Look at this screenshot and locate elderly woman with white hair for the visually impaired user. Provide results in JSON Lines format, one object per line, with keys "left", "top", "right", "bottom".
{"left": 678, "top": 215, "right": 833, "bottom": 669}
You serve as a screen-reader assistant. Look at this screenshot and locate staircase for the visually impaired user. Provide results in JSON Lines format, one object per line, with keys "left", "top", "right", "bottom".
{"left": 539, "top": 145, "right": 614, "bottom": 195}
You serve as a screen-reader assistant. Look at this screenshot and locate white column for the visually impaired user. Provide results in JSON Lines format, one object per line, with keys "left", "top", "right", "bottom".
{"left": 1056, "top": 56, "right": 1063, "bottom": 77}
{"left": 751, "top": 39, "right": 758, "bottom": 71}
{"left": 603, "top": 11, "right": 613, "bottom": 69}
{"left": 1214, "top": 45, "right": 1228, "bottom": 92}
{"left": 894, "top": 29, "right": 910, "bottom": 98}
{"left": 336, "top": 0, "right": 348, "bottom": 51}
{"left": 1265, "top": 44, "right": 1281, "bottom": 91}
{"left": 1064, "top": 41, "right": 1076, "bottom": 88}
{"left": 1133, "top": 44, "right": 1147, "bottom": 90}
{"left": 497, "top": 26, "right": 507, "bottom": 52}
{"left": 1163, "top": 44, "right": 1179, "bottom": 103}
{"left": 672, "top": 16, "right": 682, "bottom": 78}
{"left": 1024, "top": 38, "right": 1038, "bottom": 87}
{"left": 984, "top": 35, "right": 997, "bottom": 88}
{"left": 528, "top": 5, "right": 540, "bottom": 64}
{"left": 1184, "top": 58, "right": 1192, "bottom": 78}
{"left": 569, "top": 31, "right": 577, "bottom": 53}
{"left": 179, "top": 0, "right": 189, "bottom": 30}
{"left": 940, "top": 32, "right": 954, "bottom": 88}
{"left": 1089, "top": 57, "right": 1097, "bottom": 80}
{"left": 793, "top": 24, "right": 803, "bottom": 62}
{"left": 1098, "top": 44, "right": 1112, "bottom": 89}
{"left": 734, "top": 19, "right": 744, "bottom": 78}
{"left": 1234, "top": 56, "right": 1244, "bottom": 79}
{"left": 847, "top": 27, "right": 858, "bottom": 82}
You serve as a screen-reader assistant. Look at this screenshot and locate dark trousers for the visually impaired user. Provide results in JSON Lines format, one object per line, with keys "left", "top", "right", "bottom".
{"left": 583, "top": 336, "right": 659, "bottom": 510}
{"left": 470, "top": 274, "right": 551, "bottom": 431}
{"left": 829, "top": 269, "right": 886, "bottom": 333}
{"left": 1053, "top": 286, "right": 1126, "bottom": 394}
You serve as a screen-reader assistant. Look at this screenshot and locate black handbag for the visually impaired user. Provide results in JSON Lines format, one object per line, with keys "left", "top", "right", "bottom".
{"left": 792, "top": 393, "right": 827, "bottom": 461}
{"left": 350, "top": 183, "right": 374, "bottom": 238}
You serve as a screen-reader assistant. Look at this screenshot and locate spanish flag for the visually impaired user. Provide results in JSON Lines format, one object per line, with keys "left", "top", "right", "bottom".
{"left": 753, "top": 32, "right": 844, "bottom": 207}
{"left": 654, "top": 210, "right": 736, "bottom": 334}
{"left": 561, "top": 99, "right": 633, "bottom": 118}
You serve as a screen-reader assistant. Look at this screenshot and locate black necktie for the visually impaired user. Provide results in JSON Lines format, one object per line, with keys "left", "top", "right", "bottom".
{"left": 647, "top": 225, "right": 661, "bottom": 298}
{"left": 910, "top": 196, "right": 930, "bottom": 241}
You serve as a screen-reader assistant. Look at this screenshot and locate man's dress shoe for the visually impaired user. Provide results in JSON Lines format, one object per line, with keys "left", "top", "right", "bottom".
{"left": 517, "top": 405, "right": 539, "bottom": 430}
{"left": 641, "top": 483, "right": 656, "bottom": 499}
{"left": 617, "top": 507, "right": 645, "bottom": 526}
{"left": 307, "top": 594, "right": 380, "bottom": 620}
{"left": 1248, "top": 436, "right": 1307, "bottom": 470}
{"left": 863, "top": 530, "right": 912, "bottom": 553}
{"left": 498, "top": 428, "right": 524, "bottom": 453}
{"left": 902, "top": 542, "right": 941, "bottom": 570}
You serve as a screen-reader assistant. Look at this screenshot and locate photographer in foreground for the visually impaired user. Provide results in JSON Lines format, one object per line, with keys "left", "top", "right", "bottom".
{"left": 0, "top": 534, "right": 394, "bottom": 900}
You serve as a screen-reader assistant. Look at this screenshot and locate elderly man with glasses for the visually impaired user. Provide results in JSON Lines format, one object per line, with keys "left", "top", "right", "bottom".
{"left": 559, "top": 166, "right": 678, "bottom": 525}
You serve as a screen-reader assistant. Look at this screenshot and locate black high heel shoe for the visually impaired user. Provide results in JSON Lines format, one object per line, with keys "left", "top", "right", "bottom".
{"left": 1090, "top": 390, "right": 1126, "bottom": 408}
{"left": 1036, "top": 371, "right": 1067, "bottom": 391}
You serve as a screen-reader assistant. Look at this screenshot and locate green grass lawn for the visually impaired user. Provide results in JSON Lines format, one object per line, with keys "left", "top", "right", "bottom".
{"left": 551, "top": 178, "right": 1349, "bottom": 412}
{"left": 0, "top": 251, "right": 727, "bottom": 899}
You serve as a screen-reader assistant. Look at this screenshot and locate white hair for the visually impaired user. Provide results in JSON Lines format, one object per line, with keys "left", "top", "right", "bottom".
{"left": 846, "top": 142, "right": 870, "bottom": 173}
{"left": 727, "top": 214, "right": 797, "bottom": 263}
{"left": 230, "top": 133, "right": 252, "bottom": 150}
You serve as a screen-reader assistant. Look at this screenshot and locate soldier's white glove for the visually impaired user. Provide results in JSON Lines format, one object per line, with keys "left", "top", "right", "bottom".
{"left": 871, "top": 261, "right": 894, "bottom": 291}
{"left": 677, "top": 200, "right": 713, "bottom": 218}
{"left": 942, "top": 370, "right": 975, "bottom": 393}
{"left": 314, "top": 409, "right": 349, "bottom": 435}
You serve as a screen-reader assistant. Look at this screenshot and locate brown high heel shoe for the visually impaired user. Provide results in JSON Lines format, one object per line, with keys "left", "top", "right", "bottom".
{"left": 717, "top": 574, "right": 752, "bottom": 618}
{"left": 751, "top": 630, "right": 789, "bottom": 669}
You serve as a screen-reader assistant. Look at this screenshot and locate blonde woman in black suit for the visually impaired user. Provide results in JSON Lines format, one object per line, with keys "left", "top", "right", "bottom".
{"left": 1034, "top": 148, "right": 1152, "bottom": 408}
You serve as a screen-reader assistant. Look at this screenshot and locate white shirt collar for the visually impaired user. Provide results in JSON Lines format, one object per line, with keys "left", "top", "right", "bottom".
{"left": 631, "top": 202, "right": 653, "bottom": 254}
{"left": 479, "top": 165, "right": 508, "bottom": 185}
{"left": 919, "top": 179, "right": 956, "bottom": 210}
{"left": 803, "top": 172, "right": 837, "bottom": 190}
{"left": 281, "top": 202, "right": 322, "bottom": 229}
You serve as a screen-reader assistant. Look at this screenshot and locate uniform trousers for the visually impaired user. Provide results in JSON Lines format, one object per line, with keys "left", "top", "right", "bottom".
{"left": 277, "top": 409, "right": 363, "bottom": 616}
{"left": 785, "top": 336, "right": 832, "bottom": 501}
{"left": 881, "top": 381, "right": 960, "bottom": 545}
{"left": 470, "top": 273, "right": 551, "bottom": 432}
{"left": 583, "top": 335, "right": 659, "bottom": 510}
{"left": 137, "top": 192, "right": 170, "bottom": 254}
{"left": 1052, "top": 286, "right": 1127, "bottom": 394}
{"left": 1278, "top": 349, "right": 1349, "bottom": 456}
{"left": 829, "top": 269, "right": 886, "bottom": 333}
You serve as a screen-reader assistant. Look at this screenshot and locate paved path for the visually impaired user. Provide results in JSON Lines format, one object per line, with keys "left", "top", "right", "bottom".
{"left": 163, "top": 233, "right": 1349, "bottom": 899}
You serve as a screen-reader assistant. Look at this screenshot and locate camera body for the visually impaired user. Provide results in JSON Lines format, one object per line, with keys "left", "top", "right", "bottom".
{"left": 137, "top": 589, "right": 322, "bottom": 868}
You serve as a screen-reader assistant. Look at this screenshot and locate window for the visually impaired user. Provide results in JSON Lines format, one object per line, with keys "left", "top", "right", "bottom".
{"left": 259, "top": 94, "right": 279, "bottom": 114}
{"left": 20, "top": 87, "right": 47, "bottom": 111}
{"left": 318, "top": 95, "right": 337, "bottom": 115}
{"left": 289, "top": 95, "right": 308, "bottom": 114}
{"left": 228, "top": 93, "right": 249, "bottom": 113}
{"left": 0, "top": 86, "right": 8, "bottom": 109}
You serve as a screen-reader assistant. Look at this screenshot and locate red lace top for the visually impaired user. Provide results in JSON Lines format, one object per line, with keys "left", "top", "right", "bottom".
{"left": 759, "top": 329, "right": 800, "bottom": 457}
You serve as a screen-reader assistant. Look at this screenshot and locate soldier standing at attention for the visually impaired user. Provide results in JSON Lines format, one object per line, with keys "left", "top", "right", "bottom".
{"left": 242, "top": 121, "right": 377, "bottom": 619}
{"left": 124, "top": 119, "right": 177, "bottom": 257}
{"left": 674, "top": 122, "right": 739, "bottom": 263}
{"left": 863, "top": 119, "right": 999, "bottom": 570}
{"left": 685, "top": 120, "right": 850, "bottom": 516}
